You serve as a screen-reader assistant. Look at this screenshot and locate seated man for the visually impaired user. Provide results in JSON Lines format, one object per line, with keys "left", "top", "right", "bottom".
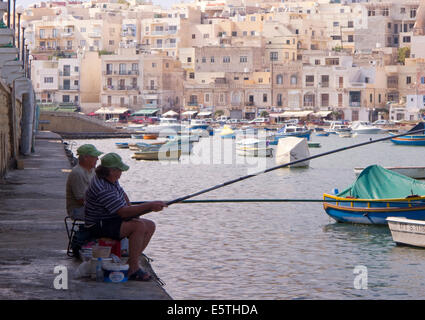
{"left": 85, "top": 153, "right": 167, "bottom": 281}
{"left": 66, "top": 144, "right": 103, "bottom": 220}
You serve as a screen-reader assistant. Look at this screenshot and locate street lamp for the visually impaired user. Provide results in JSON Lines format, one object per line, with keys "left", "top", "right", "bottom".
{"left": 16, "top": 6, "right": 24, "bottom": 57}
{"left": 21, "top": 20, "right": 27, "bottom": 67}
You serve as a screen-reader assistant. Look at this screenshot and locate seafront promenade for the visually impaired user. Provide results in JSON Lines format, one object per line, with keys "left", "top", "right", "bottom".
{"left": 0, "top": 131, "right": 171, "bottom": 300}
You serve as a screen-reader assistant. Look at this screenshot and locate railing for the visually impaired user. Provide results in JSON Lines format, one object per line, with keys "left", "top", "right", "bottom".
{"left": 350, "top": 102, "right": 361, "bottom": 107}
{"left": 114, "top": 70, "right": 139, "bottom": 75}
{"left": 187, "top": 102, "right": 198, "bottom": 106}
{"left": 145, "top": 86, "right": 158, "bottom": 91}
{"left": 306, "top": 82, "right": 315, "bottom": 87}
{"left": 59, "top": 85, "right": 79, "bottom": 90}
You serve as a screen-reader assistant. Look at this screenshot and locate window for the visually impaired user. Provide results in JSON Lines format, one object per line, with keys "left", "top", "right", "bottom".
{"left": 203, "top": 34, "right": 209, "bottom": 38}
{"left": 232, "top": 31, "right": 237, "bottom": 37}
{"left": 223, "top": 56, "right": 230, "bottom": 63}
{"left": 240, "top": 56, "right": 248, "bottom": 63}
{"left": 400, "top": 8, "right": 406, "bottom": 14}
{"left": 370, "top": 94, "right": 373, "bottom": 103}
{"left": 383, "top": 8, "right": 389, "bottom": 16}
{"left": 410, "top": 8, "right": 416, "bottom": 18}
{"left": 407, "top": 76, "right": 411, "bottom": 84}
{"left": 74, "top": 80, "right": 79, "bottom": 86}
{"left": 290, "top": 75, "right": 297, "bottom": 85}
{"left": 187, "top": 57, "right": 192, "bottom": 63}
{"left": 44, "top": 77, "right": 53, "bottom": 83}
{"left": 276, "top": 74, "right": 283, "bottom": 84}
{"left": 259, "top": 78, "right": 263, "bottom": 83}
{"left": 80, "top": 27, "right": 86, "bottom": 32}
{"left": 250, "top": 16, "right": 256, "bottom": 22}
{"left": 189, "top": 72, "right": 194, "bottom": 79}
{"left": 263, "top": 94, "right": 267, "bottom": 103}
{"left": 333, "top": 22, "right": 339, "bottom": 27}
{"left": 132, "top": 63, "right": 138, "bottom": 71}
{"left": 270, "top": 52, "right": 278, "bottom": 61}
{"left": 192, "top": 34, "right": 196, "bottom": 39}
{"left": 321, "top": 75, "right": 329, "bottom": 87}
{"left": 210, "top": 56, "right": 215, "bottom": 63}
{"left": 305, "top": 75, "right": 314, "bottom": 86}
{"left": 250, "top": 31, "right": 255, "bottom": 36}
{"left": 152, "top": 63, "right": 157, "bottom": 68}
{"left": 62, "top": 95, "right": 70, "bottom": 103}
{"left": 39, "top": 29, "right": 45, "bottom": 38}
{"left": 74, "top": 66, "right": 79, "bottom": 72}
{"left": 421, "top": 77, "right": 425, "bottom": 84}
{"left": 348, "top": 35, "right": 354, "bottom": 42}
{"left": 315, "top": 59, "right": 320, "bottom": 65}
{"left": 108, "top": 40, "right": 114, "bottom": 45}
{"left": 202, "top": 57, "right": 206, "bottom": 63}
{"left": 403, "top": 36, "right": 411, "bottom": 43}
{"left": 348, "top": 21, "right": 354, "bottom": 28}
{"left": 80, "top": 40, "right": 86, "bottom": 47}
{"left": 205, "top": 93, "right": 210, "bottom": 102}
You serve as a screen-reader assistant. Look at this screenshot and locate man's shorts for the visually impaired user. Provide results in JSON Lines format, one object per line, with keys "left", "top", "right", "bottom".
{"left": 88, "top": 217, "right": 123, "bottom": 241}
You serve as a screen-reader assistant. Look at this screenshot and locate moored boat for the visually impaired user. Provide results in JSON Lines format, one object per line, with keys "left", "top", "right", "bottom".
{"left": 350, "top": 121, "right": 382, "bottom": 134}
{"left": 236, "top": 146, "right": 273, "bottom": 157}
{"left": 389, "top": 122, "right": 425, "bottom": 146}
{"left": 219, "top": 125, "right": 236, "bottom": 139}
{"left": 115, "top": 142, "right": 129, "bottom": 149}
{"left": 387, "top": 217, "right": 425, "bottom": 248}
{"left": 354, "top": 166, "right": 425, "bottom": 179}
{"left": 315, "top": 128, "right": 329, "bottom": 137}
{"left": 323, "top": 165, "right": 425, "bottom": 225}
{"left": 326, "top": 121, "right": 352, "bottom": 135}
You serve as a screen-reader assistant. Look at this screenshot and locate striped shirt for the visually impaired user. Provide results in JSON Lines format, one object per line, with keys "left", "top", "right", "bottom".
{"left": 84, "top": 175, "right": 127, "bottom": 225}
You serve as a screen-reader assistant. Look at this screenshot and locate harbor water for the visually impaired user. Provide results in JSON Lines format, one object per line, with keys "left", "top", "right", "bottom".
{"left": 68, "top": 133, "right": 425, "bottom": 299}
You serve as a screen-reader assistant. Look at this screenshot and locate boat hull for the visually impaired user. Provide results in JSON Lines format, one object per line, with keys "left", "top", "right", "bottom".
{"left": 323, "top": 194, "right": 425, "bottom": 225}
{"left": 389, "top": 133, "right": 425, "bottom": 146}
{"left": 387, "top": 217, "right": 425, "bottom": 247}
{"left": 132, "top": 149, "right": 182, "bottom": 161}
{"left": 236, "top": 147, "right": 273, "bottom": 157}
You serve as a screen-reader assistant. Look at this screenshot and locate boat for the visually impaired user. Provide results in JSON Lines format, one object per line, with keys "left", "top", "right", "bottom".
{"left": 314, "top": 128, "right": 329, "bottom": 137}
{"left": 338, "top": 131, "right": 353, "bottom": 138}
{"left": 323, "top": 165, "right": 425, "bottom": 225}
{"left": 236, "top": 138, "right": 273, "bottom": 157}
{"left": 387, "top": 217, "right": 425, "bottom": 248}
{"left": 132, "top": 149, "right": 182, "bottom": 161}
{"left": 276, "top": 124, "right": 311, "bottom": 139}
{"left": 115, "top": 142, "right": 129, "bottom": 149}
{"left": 144, "top": 117, "right": 185, "bottom": 136}
{"left": 143, "top": 133, "right": 159, "bottom": 140}
{"left": 350, "top": 121, "right": 382, "bottom": 134}
{"left": 219, "top": 125, "right": 236, "bottom": 139}
{"left": 131, "top": 133, "right": 145, "bottom": 139}
{"left": 389, "top": 122, "right": 425, "bottom": 146}
{"left": 275, "top": 137, "right": 310, "bottom": 167}
{"left": 326, "top": 121, "right": 352, "bottom": 135}
{"left": 354, "top": 166, "right": 425, "bottom": 179}
{"left": 236, "top": 147, "right": 273, "bottom": 157}
{"left": 308, "top": 142, "right": 321, "bottom": 148}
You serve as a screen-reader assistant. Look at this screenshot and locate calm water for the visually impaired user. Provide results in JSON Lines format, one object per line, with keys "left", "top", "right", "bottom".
{"left": 69, "top": 132, "right": 425, "bottom": 299}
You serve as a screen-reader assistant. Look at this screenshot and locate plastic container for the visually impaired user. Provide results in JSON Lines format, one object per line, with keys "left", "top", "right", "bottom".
{"left": 96, "top": 258, "right": 104, "bottom": 282}
{"left": 102, "top": 262, "right": 129, "bottom": 283}
{"left": 92, "top": 245, "right": 111, "bottom": 258}
{"left": 90, "top": 257, "right": 112, "bottom": 279}
{"left": 98, "top": 239, "right": 121, "bottom": 258}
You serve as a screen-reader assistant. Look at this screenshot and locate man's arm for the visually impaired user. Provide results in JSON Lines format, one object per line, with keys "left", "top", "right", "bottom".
{"left": 117, "top": 201, "right": 167, "bottom": 220}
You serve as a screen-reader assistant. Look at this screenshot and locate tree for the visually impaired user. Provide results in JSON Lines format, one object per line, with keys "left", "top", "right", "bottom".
{"left": 214, "top": 110, "right": 224, "bottom": 118}
{"left": 398, "top": 47, "right": 410, "bottom": 64}
{"left": 260, "top": 111, "right": 269, "bottom": 118}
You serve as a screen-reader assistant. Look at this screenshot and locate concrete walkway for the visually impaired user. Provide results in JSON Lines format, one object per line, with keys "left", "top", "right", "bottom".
{"left": 0, "top": 131, "right": 171, "bottom": 299}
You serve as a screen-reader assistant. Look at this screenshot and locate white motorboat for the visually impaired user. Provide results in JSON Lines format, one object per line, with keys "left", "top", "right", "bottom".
{"left": 144, "top": 118, "right": 185, "bottom": 136}
{"left": 354, "top": 166, "right": 425, "bottom": 179}
{"left": 387, "top": 217, "right": 425, "bottom": 248}
{"left": 350, "top": 121, "right": 382, "bottom": 134}
{"left": 325, "top": 121, "right": 352, "bottom": 135}
{"left": 236, "top": 147, "right": 273, "bottom": 157}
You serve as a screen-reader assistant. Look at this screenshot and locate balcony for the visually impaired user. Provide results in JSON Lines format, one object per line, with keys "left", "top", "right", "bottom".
{"left": 59, "top": 85, "right": 79, "bottom": 91}
{"left": 306, "top": 82, "right": 314, "bottom": 87}
{"left": 89, "top": 32, "right": 101, "bottom": 38}
{"left": 59, "top": 71, "right": 71, "bottom": 77}
{"left": 187, "top": 102, "right": 198, "bottom": 106}
{"left": 115, "top": 70, "right": 139, "bottom": 76}
{"left": 118, "top": 85, "right": 140, "bottom": 91}
{"left": 145, "top": 86, "right": 158, "bottom": 92}
{"left": 349, "top": 102, "right": 361, "bottom": 107}
{"left": 62, "top": 32, "right": 74, "bottom": 37}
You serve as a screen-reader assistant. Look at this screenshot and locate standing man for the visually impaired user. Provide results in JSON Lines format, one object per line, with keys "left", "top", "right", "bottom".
{"left": 66, "top": 144, "right": 103, "bottom": 220}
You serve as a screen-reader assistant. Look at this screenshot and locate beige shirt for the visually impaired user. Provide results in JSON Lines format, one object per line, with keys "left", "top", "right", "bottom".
{"left": 66, "top": 164, "right": 95, "bottom": 216}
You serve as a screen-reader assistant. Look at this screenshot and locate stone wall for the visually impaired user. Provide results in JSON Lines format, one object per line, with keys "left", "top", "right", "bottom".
{"left": 39, "top": 112, "right": 118, "bottom": 133}
{"left": 0, "top": 81, "right": 22, "bottom": 177}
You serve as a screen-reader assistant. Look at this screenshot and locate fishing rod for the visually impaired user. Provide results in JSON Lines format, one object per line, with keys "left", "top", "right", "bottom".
{"left": 162, "top": 128, "right": 425, "bottom": 206}
{"left": 132, "top": 198, "right": 425, "bottom": 205}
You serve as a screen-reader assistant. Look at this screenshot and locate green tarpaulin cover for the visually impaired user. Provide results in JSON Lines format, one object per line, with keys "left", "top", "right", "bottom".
{"left": 337, "top": 165, "right": 425, "bottom": 199}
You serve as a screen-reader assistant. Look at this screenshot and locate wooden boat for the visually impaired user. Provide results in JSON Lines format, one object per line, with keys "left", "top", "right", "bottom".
{"left": 387, "top": 217, "right": 425, "bottom": 248}
{"left": 390, "top": 122, "right": 425, "bottom": 146}
{"left": 275, "top": 137, "right": 310, "bottom": 167}
{"left": 132, "top": 149, "right": 182, "bottom": 161}
{"left": 323, "top": 165, "right": 425, "bottom": 225}
{"left": 236, "top": 141, "right": 273, "bottom": 157}
{"left": 275, "top": 124, "right": 311, "bottom": 140}
{"left": 326, "top": 121, "right": 352, "bottom": 135}
{"left": 354, "top": 166, "right": 425, "bottom": 179}
{"left": 115, "top": 142, "right": 129, "bottom": 149}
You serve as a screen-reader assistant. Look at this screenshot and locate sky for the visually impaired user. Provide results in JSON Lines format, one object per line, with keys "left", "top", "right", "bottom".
{"left": 18, "top": 0, "right": 187, "bottom": 9}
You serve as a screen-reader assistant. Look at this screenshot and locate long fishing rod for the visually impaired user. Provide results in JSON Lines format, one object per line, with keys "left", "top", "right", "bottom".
{"left": 132, "top": 198, "right": 425, "bottom": 205}
{"left": 162, "top": 128, "right": 425, "bottom": 206}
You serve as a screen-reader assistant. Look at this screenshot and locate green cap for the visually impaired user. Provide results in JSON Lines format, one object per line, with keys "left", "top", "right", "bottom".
{"left": 101, "top": 153, "right": 129, "bottom": 171}
{"left": 77, "top": 144, "right": 103, "bottom": 157}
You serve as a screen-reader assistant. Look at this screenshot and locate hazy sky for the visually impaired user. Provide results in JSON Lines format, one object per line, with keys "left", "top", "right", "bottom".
{"left": 18, "top": 0, "right": 185, "bottom": 9}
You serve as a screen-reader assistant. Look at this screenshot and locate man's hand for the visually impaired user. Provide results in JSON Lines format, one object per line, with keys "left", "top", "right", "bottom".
{"left": 149, "top": 201, "right": 168, "bottom": 212}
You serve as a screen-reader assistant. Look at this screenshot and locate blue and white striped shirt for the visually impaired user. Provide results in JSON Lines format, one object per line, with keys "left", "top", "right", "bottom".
{"left": 84, "top": 175, "right": 127, "bottom": 225}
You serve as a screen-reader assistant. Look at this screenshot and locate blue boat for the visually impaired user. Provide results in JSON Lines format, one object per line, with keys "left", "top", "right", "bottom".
{"left": 323, "top": 165, "right": 425, "bottom": 225}
{"left": 268, "top": 124, "right": 311, "bottom": 145}
{"left": 314, "top": 128, "right": 329, "bottom": 136}
{"left": 389, "top": 122, "right": 425, "bottom": 146}
{"left": 115, "top": 142, "right": 129, "bottom": 149}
